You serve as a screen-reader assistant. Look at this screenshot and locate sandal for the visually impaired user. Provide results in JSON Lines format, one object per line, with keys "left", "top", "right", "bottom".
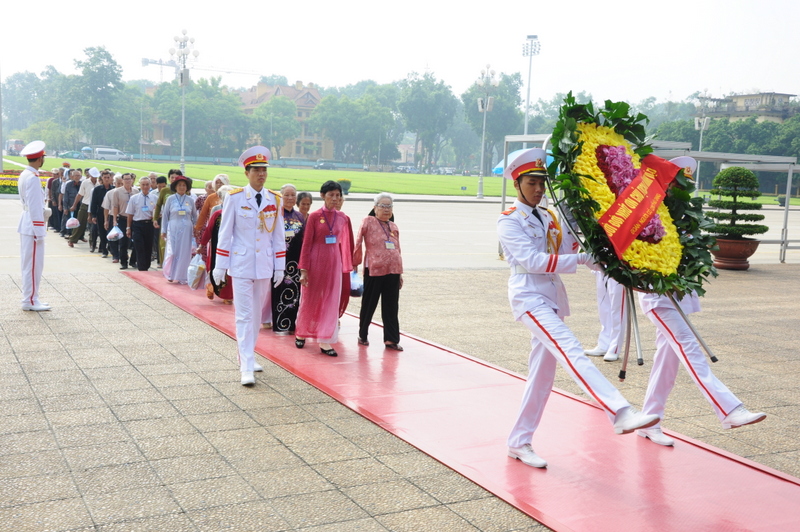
{"left": 358, "top": 338, "right": 369, "bottom": 346}
{"left": 320, "top": 347, "right": 338, "bottom": 357}
{"left": 384, "top": 343, "right": 404, "bottom": 351}
{"left": 295, "top": 338, "right": 305, "bottom": 349}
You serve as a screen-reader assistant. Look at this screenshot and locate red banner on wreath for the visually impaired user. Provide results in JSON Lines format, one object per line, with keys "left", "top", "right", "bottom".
{"left": 597, "top": 155, "right": 681, "bottom": 259}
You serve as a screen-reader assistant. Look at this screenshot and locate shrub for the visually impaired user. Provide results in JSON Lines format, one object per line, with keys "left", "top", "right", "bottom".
{"left": 706, "top": 166, "right": 768, "bottom": 239}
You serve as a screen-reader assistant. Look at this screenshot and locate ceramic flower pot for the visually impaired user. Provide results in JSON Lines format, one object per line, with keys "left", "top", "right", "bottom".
{"left": 711, "top": 238, "right": 760, "bottom": 271}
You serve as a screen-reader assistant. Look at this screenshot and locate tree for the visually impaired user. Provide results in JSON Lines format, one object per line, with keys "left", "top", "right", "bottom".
{"left": 33, "top": 66, "right": 79, "bottom": 129}
{"left": 252, "top": 96, "right": 301, "bottom": 159}
{"left": 398, "top": 73, "right": 457, "bottom": 171}
{"left": 73, "top": 47, "right": 124, "bottom": 145}
{"left": 14, "top": 120, "right": 80, "bottom": 152}
{"left": 527, "top": 91, "right": 593, "bottom": 134}
{"left": 260, "top": 74, "right": 288, "bottom": 86}
{"left": 461, "top": 72, "right": 524, "bottom": 175}
{"left": 1, "top": 72, "right": 41, "bottom": 133}
{"left": 152, "top": 76, "right": 250, "bottom": 158}
{"left": 445, "top": 103, "right": 480, "bottom": 171}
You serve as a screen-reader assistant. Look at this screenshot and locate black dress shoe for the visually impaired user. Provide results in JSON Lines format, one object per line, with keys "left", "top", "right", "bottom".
{"left": 320, "top": 347, "right": 338, "bottom": 357}
{"left": 120, "top": 265, "right": 128, "bottom": 270}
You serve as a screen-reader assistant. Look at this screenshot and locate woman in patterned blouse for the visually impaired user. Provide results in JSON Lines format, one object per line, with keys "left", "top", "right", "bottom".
{"left": 353, "top": 192, "right": 404, "bottom": 351}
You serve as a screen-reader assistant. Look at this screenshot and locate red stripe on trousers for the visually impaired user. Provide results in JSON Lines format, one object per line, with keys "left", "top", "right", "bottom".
{"left": 651, "top": 309, "right": 728, "bottom": 416}
{"left": 526, "top": 311, "right": 616, "bottom": 415}
{"left": 30, "top": 238, "right": 36, "bottom": 305}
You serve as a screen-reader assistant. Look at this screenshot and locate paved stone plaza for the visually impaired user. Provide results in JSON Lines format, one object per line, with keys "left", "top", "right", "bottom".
{"left": 1, "top": 195, "right": 798, "bottom": 531}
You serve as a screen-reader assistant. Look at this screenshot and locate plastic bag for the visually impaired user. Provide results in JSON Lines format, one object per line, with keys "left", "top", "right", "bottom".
{"left": 187, "top": 253, "right": 206, "bottom": 290}
{"left": 107, "top": 225, "right": 123, "bottom": 241}
{"left": 65, "top": 213, "right": 79, "bottom": 229}
{"left": 350, "top": 271, "right": 364, "bottom": 297}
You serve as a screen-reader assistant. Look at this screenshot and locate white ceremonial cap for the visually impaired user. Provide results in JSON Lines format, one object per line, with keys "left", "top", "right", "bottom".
{"left": 504, "top": 148, "right": 548, "bottom": 180}
{"left": 88, "top": 167, "right": 101, "bottom": 178}
{"left": 669, "top": 156, "right": 698, "bottom": 180}
{"left": 20, "top": 140, "right": 46, "bottom": 159}
{"left": 239, "top": 146, "right": 270, "bottom": 168}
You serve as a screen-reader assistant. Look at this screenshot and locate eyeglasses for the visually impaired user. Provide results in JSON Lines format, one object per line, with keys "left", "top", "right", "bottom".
{"left": 376, "top": 204, "right": 393, "bottom": 209}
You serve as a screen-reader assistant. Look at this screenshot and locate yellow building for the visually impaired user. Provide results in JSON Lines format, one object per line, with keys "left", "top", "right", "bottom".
{"left": 700, "top": 92, "right": 797, "bottom": 124}
{"left": 238, "top": 81, "right": 334, "bottom": 162}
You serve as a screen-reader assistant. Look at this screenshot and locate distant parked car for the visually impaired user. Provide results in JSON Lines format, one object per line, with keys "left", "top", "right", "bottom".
{"left": 314, "top": 160, "right": 337, "bottom": 170}
{"left": 94, "top": 148, "right": 131, "bottom": 161}
{"left": 59, "top": 151, "right": 85, "bottom": 159}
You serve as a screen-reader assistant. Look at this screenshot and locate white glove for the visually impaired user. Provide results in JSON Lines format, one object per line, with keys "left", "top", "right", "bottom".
{"left": 273, "top": 269, "right": 285, "bottom": 288}
{"left": 577, "top": 253, "right": 603, "bottom": 272}
{"left": 212, "top": 268, "right": 227, "bottom": 284}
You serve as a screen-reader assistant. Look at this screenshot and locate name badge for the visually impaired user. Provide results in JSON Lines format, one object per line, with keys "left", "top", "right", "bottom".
{"left": 385, "top": 241, "right": 395, "bottom": 249}
{"left": 285, "top": 230, "right": 295, "bottom": 237}
{"left": 142, "top": 205, "right": 150, "bottom": 212}
{"left": 178, "top": 210, "right": 186, "bottom": 216}
{"left": 325, "top": 235, "right": 337, "bottom": 244}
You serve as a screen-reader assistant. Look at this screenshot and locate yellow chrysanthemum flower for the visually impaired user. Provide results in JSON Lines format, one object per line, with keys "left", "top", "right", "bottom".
{"left": 573, "top": 123, "right": 681, "bottom": 276}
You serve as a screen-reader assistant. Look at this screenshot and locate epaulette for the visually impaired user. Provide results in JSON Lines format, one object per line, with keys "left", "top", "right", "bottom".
{"left": 229, "top": 187, "right": 244, "bottom": 195}
{"left": 268, "top": 188, "right": 282, "bottom": 197}
{"left": 501, "top": 206, "right": 517, "bottom": 215}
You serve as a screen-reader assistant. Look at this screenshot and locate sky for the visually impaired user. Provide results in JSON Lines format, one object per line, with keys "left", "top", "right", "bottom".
{"left": 2, "top": 0, "right": 799, "bottom": 108}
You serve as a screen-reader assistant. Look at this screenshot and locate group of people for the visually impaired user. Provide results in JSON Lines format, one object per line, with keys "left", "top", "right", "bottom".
{"left": 206, "top": 146, "right": 405, "bottom": 385}
{"left": 45, "top": 162, "right": 175, "bottom": 271}
{"left": 18, "top": 140, "right": 763, "bottom": 471}
{"left": 498, "top": 148, "right": 766, "bottom": 469}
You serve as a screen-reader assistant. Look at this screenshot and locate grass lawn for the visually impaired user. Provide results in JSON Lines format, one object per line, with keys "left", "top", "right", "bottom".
{"left": 3, "top": 156, "right": 505, "bottom": 197}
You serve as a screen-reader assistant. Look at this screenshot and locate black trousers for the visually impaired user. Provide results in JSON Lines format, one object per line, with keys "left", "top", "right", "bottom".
{"left": 97, "top": 215, "right": 109, "bottom": 254}
{"left": 107, "top": 215, "right": 119, "bottom": 259}
{"left": 115, "top": 217, "right": 131, "bottom": 267}
{"left": 358, "top": 268, "right": 401, "bottom": 344}
{"left": 131, "top": 220, "right": 154, "bottom": 271}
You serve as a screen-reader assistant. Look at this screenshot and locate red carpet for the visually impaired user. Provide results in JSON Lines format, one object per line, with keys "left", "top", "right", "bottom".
{"left": 127, "top": 271, "right": 800, "bottom": 531}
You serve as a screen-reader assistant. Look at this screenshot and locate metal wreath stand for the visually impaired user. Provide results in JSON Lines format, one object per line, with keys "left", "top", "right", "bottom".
{"left": 543, "top": 158, "right": 719, "bottom": 382}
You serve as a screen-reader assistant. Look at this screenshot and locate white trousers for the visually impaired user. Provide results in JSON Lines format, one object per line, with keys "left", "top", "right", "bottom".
{"left": 594, "top": 273, "right": 627, "bottom": 353}
{"left": 232, "top": 277, "right": 270, "bottom": 372}
{"left": 642, "top": 306, "right": 741, "bottom": 423}
{"left": 20, "top": 234, "right": 45, "bottom": 307}
{"left": 507, "top": 305, "right": 630, "bottom": 448}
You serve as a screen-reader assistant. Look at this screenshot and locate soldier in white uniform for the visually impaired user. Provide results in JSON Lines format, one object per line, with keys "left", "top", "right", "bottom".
{"left": 585, "top": 274, "right": 627, "bottom": 361}
{"left": 17, "top": 141, "right": 51, "bottom": 311}
{"left": 499, "top": 148, "right": 659, "bottom": 469}
{"left": 636, "top": 157, "right": 766, "bottom": 446}
{"left": 213, "top": 146, "right": 286, "bottom": 386}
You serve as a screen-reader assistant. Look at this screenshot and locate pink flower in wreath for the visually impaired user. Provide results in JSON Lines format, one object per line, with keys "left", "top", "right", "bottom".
{"left": 596, "top": 145, "right": 666, "bottom": 244}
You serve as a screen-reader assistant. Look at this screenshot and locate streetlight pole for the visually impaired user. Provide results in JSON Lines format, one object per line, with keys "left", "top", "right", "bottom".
{"left": 522, "top": 35, "right": 540, "bottom": 149}
{"left": 477, "top": 65, "right": 498, "bottom": 199}
{"left": 694, "top": 91, "right": 710, "bottom": 194}
{"left": 169, "top": 30, "right": 199, "bottom": 175}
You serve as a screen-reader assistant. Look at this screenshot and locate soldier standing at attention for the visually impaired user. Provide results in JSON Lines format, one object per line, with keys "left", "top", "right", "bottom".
{"left": 17, "top": 141, "right": 51, "bottom": 311}
{"left": 213, "top": 146, "right": 286, "bottom": 386}
{"left": 498, "top": 148, "right": 659, "bottom": 469}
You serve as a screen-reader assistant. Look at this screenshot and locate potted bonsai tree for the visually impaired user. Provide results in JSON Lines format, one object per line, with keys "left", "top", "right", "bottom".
{"left": 337, "top": 178, "right": 352, "bottom": 195}
{"left": 706, "top": 166, "right": 769, "bottom": 270}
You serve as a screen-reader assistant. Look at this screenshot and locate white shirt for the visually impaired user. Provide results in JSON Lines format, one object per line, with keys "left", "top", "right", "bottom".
{"left": 497, "top": 200, "right": 580, "bottom": 320}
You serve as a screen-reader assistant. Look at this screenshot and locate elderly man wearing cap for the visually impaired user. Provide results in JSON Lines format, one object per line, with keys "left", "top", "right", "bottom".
{"left": 68, "top": 167, "right": 100, "bottom": 248}
{"left": 634, "top": 157, "right": 766, "bottom": 447}
{"left": 17, "top": 141, "right": 51, "bottom": 311}
{"left": 212, "top": 146, "right": 286, "bottom": 386}
{"left": 498, "top": 148, "right": 659, "bottom": 468}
